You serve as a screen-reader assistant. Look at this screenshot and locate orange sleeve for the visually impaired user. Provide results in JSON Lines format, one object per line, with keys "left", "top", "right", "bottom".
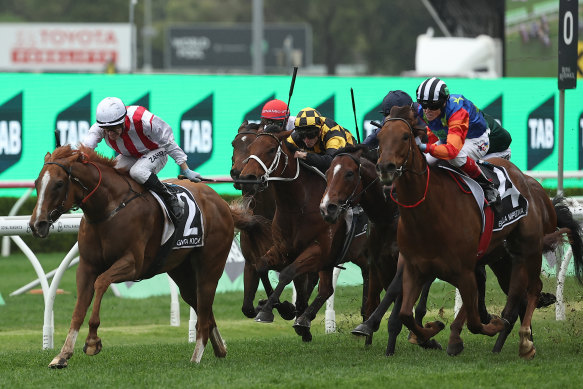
{"left": 426, "top": 109, "right": 469, "bottom": 160}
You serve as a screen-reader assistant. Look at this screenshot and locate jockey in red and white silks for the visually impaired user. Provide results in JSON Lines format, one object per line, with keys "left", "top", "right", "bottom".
{"left": 83, "top": 105, "right": 188, "bottom": 184}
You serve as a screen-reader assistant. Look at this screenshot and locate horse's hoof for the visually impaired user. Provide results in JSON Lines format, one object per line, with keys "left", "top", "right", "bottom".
{"left": 48, "top": 357, "right": 68, "bottom": 369}
{"left": 519, "top": 346, "right": 536, "bottom": 360}
{"left": 446, "top": 341, "right": 464, "bottom": 356}
{"left": 538, "top": 292, "right": 556, "bottom": 308}
{"left": 276, "top": 301, "right": 296, "bottom": 321}
{"left": 364, "top": 334, "right": 373, "bottom": 346}
{"left": 242, "top": 306, "right": 256, "bottom": 319}
{"left": 408, "top": 332, "right": 419, "bottom": 345}
{"left": 83, "top": 339, "right": 102, "bottom": 356}
{"left": 293, "top": 325, "right": 313, "bottom": 342}
{"left": 419, "top": 339, "right": 442, "bottom": 350}
{"left": 255, "top": 311, "right": 274, "bottom": 323}
{"left": 351, "top": 323, "right": 373, "bottom": 337}
{"left": 431, "top": 321, "right": 446, "bottom": 331}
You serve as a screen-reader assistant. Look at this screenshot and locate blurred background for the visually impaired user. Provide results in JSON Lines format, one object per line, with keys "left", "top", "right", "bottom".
{"left": 0, "top": 0, "right": 579, "bottom": 77}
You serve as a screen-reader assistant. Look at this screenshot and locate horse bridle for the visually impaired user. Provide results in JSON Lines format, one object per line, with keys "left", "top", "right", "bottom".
{"left": 43, "top": 158, "right": 101, "bottom": 223}
{"left": 243, "top": 132, "right": 300, "bottom": 185}
{"left": 383, "top": 117, "right": 428, "bottom": 177}
{"left": 334, "top": 153, "right": 379, "bottom": 212}
{"left": 383, "top": 117, "right": 430, "bottom": 208}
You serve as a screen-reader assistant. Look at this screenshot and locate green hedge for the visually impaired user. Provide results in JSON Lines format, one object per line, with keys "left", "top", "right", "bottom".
{"left": 0, "top": 193, "right": 242, "bottom": 254}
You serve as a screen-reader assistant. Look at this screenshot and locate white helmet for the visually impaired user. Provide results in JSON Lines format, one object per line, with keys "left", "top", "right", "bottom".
{"left": 96, "top": 97, "right": 126, "bottom": 127}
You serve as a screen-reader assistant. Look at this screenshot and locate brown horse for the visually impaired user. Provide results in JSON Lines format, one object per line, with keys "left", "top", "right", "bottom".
{"left": 29, "top": 145, "right": 267, "bottom": 367}
{"left": 238, "top": 127, "right": 369, "bottom": 341}
{"left": 230, "top": 120, "right": 315, "bottom": 320}
{"left": 375, "top": 106, "right": 583, "bottom": 359}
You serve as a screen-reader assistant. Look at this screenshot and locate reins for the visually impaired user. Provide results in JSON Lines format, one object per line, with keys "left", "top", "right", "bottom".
{"left": 383, "top": 117, "right": 429, "bottom": 208}
{"left": 334, "top": 153, "right": 379, "bottom": 211}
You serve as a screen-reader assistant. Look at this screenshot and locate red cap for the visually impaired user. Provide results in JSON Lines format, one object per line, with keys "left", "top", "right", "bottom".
{"left": 261, "top": 99, "right": 288, "bottom": 120}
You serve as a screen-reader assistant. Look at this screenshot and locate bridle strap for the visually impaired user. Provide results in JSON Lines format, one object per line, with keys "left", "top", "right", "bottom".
{"left": 243, "top": 132, "right": 300, "bottom": 184}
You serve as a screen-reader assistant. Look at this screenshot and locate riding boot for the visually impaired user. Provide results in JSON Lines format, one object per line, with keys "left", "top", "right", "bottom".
{"left": 473, "top": 170, "right": 501, "bottom": 209}
{"left": 143, "top": 174, "right": 184, "bottom": 221}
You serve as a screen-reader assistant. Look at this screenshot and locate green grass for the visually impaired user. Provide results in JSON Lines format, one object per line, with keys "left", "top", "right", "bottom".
{"left": 1, "top": 253, "right": 583, "bottom": 388}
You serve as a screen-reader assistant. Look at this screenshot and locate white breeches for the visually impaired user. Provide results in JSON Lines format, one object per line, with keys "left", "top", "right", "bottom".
{"left": 425, "top": 131, "right": 490, "bottom": 168}
{"left": 115, "top": 149, "right": 168, "bottom": 184}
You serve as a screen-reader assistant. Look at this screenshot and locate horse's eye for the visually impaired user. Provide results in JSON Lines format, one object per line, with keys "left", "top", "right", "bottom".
{"left": 345, "top": 170, "right": 354, "bottom": 178}
{"left": 54, "top": 180, "right": 65, "bottom": 189}
{"left": 402, "top": 133, "right": 410, "bottom": 141}
{"left": 268, "top": 147, "right": 277, "bottom": 155}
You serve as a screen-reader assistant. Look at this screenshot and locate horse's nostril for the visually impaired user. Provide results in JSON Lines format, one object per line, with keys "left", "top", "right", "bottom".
{"left": 327, "top": 203, "right": 338, "bottom": 214}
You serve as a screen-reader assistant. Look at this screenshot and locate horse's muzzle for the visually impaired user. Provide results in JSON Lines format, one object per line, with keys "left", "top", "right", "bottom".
{"left": 320, "top": 202, "right": 340, "bottom": 224}
{"left": 239, "top": 174, "right": 265, "bottom": 195}
{"left": 376, "top": 163, "right": 398, "bottom": 185}
{"left": 29, "top": 220, "right": 50, "bottom": 238}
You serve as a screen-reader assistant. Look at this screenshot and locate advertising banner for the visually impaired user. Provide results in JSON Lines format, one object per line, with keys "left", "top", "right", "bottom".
{"left": 0, "top": 73, "right": 581, "bottom": 198}
{"left": 0, "top": 23, "right": 131, "bottom": 73}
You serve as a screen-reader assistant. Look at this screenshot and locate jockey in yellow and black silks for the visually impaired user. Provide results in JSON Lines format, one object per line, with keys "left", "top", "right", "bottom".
{"left": 286, "top": 107, "right": 356, "bottom": 173}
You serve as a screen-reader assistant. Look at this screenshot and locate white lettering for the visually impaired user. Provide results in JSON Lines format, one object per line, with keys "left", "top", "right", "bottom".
{"left": 181, "top": 120, "right": 213, "bottom": 153}
{"left": 0, "top": 121, "right": 22, "bottom": 155}
{"left": 56, "top": 120, "right": 90, "bottom": 146}
{"left": 529, "top": 118, "right": 554, "bottom": 149}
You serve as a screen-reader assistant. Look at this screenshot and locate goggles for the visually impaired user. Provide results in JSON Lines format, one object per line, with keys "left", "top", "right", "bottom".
{"left": 419, "top": 100, "right": 443, "bottom": 110}
{"left": 264, "top": 118, "right": 284, "bottom": 126}
{"left": 296, "top": 126, "right": 320, "bottom": 139}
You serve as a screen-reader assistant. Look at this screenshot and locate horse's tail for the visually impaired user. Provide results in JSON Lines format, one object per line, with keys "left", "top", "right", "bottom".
{"left": 229, "top": 197, "right": 272, "bottom": 247}
{"left": 546, "top": 196, "right": 583, "bottom": 284}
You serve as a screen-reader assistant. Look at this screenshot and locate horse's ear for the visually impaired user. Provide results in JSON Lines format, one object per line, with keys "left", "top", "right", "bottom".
{"left": 44, "top": 152, "right": 51, "bottom": 162}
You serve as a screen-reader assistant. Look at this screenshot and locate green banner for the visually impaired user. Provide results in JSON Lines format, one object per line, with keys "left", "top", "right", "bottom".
{"left": 0, "top": 73, "right": 581, "bottom": 197}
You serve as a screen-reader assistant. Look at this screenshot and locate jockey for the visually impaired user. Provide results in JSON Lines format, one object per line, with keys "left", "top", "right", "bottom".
{"left": 363, "top": 90, "right": 427, "bottom": 149}
{"left": 415, "top": 77, "right": 501, "bottom": 207}
{"left": 81, "top": 97, "right": 202, "bottom": 221}
{"left": 260, "top": 99, "right": 296, "bottom": 130}
{"left": 286, "top": 107, "right": 356, "bottom": 173}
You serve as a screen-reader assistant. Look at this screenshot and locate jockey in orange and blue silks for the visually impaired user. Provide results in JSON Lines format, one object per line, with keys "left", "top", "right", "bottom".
{"left": 415, "top": 77, "right": 501, "bottom": 207}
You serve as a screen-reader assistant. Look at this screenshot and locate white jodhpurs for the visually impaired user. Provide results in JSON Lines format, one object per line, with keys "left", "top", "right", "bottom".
{"left": 115, "top": 149, "right": 168, "bottom": 184}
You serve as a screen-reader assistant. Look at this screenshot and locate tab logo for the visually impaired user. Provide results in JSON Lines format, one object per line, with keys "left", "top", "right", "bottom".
{"left": 55, "top": 93, "right": 91, "bottom": 147}
{"left": 180, "top": 94, "right": 213, "bottom": 170}
{"left": 0, "top": 92, "right": 23, "bottom": 173}
{"left": 244, "top": 94, "right": 275, "bottom": 125}
{"left": 527, "top": 96, "right": 554, "bottom": 170}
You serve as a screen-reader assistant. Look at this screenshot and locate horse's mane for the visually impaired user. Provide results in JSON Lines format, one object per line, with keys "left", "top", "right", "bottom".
{"left": 332, "top": 144, "right": 377, "bottom": 163}
{"left": 50, "top": 144, "right": 118, "bottom": 170}
{"left": 389, "top": 106, "right": 414, "bottom": 121}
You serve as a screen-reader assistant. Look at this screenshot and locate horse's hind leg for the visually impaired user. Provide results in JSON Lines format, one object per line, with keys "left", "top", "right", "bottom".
{"left": 49, "top": 260, "right": 97, "bottom": 368}
{"left": 241, "top": 261, "right": 262, "bottom": 318}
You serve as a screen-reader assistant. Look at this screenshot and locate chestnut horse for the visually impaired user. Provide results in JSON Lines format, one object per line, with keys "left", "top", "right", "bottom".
{"left": 29, "top": 145, "right": 267, "bottom": 367}
{"left": 319, "top": 145, "right": 440, "bottom": 354}
{"left": 230, "top": 120, "right": 299, "bottom": 320}
{"left": 375, "top": 106, "right": 583, "bottom": 359}
{"left": 238, "top": 127, "right": 369, "bottom": 342}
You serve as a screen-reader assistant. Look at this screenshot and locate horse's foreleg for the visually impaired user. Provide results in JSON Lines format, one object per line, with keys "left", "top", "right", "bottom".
{"left": 84, "top": 256, "right": 137, "bottom": 357}
{"left": 458, "top": 271, "right": 505, "bottom": 337}
{"left": 242, "top": 262, "right": 261, "bottom": 318}
{"left": 399, "top": 257, "right": 445, "bottom": 344}
{"left": 255, "top": 248, "right": 299, "bottom": 323}
{"left": 446, "top": 303, "right": 467, "bottom": 356}
{"left": 49, "top": 260, "right": 97, "bottom": 369}
{"left": 293, "top": 269, "right": 334, "bottom": 342}
{"left": 352, "top": 258, "right": 404, "bottom": 338}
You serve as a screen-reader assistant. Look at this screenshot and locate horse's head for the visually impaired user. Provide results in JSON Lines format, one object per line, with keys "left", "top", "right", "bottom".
{"left": 376, "top": 106, "right": 424, "bottom": 185}
{"left": 320, "top": 146, "right": 366, "bottom": 223}
{"left": 29, "top": 146, "right": 83, "bottom": 238}
{"left": 239, "top": 127, "right": 292, "bottom": 195}
{"left": 230, "top": 120, "right": 261, "bottom": 190}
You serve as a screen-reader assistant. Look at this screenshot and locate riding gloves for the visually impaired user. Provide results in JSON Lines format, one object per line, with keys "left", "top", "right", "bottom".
{"left": 181, "top": 169, "right": 202, "bottom": 182}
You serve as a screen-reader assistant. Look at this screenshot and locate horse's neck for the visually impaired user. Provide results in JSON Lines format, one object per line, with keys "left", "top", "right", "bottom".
{"left": 74, "top": 162, "right": 137, "bottom": 220}
{"left": 358, "top": 162, "right": 396, "bottom": 223}
{"left": 250, "top": 187, "right": 276, "bottom": 220}
{"left": 272, "top": 164, "right": 324, "bottom": 214}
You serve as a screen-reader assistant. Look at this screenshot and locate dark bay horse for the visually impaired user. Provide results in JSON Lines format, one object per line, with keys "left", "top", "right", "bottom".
{"left": 320, "top": 145, "right": 439, "bottom": 354}
{"left": 238, "top": 127, "right": 369, "bottom": 342}
{"left": 230, "top": 120, "right": 314, "bottom": 320}
{"left": 29, "top": 145, "right": 268, "bottom": 367}
{"left": 375, "top": 106, "right": 583, "bottom": 359}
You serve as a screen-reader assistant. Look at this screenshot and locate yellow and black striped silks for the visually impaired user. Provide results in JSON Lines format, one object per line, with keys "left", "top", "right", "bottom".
{"left": 288, "top": 107, "right": 356, "bottom": 154}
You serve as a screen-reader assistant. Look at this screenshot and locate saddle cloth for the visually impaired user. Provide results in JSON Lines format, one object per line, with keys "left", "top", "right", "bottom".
{"left": 150, "top": 183, "right": 204, "bottom": 249}
{"left": 438, "top": 162, "right": 529, "bottom": 232}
